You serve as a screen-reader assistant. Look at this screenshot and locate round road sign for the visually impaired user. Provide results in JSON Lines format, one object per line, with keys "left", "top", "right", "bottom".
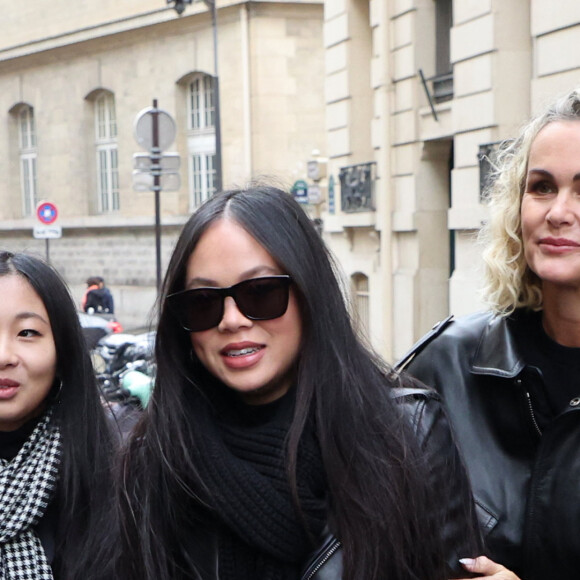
{"left": 134, "top": 106, "right": 176, "bottom": 151}
{"left": 37, "top": 202, "right": 58, "bottom": 225}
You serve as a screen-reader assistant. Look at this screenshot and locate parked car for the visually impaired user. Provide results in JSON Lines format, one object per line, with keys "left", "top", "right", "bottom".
{"left": 78, "top": 311, "right": 123, "bottom": 349}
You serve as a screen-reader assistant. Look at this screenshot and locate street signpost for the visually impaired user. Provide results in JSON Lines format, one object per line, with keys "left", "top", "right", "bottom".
{"left": 34, "top": 201, "right": 61, "bottom": 262}
{"left": 133, "top": 100, "right": 180, "bottom": 293}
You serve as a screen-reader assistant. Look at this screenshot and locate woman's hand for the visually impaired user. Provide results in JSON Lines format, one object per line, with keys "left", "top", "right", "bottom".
{"left": 458, "top": 556, "right": 521, "bottom": 579}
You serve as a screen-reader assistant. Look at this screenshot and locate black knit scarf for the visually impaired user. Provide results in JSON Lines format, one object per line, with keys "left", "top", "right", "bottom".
{"left": 192, "top": 388, "right": 327, "bottom": 580}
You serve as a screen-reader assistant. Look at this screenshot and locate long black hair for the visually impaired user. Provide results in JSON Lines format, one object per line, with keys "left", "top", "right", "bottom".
{"left": 0, "top": 251, "right": 116, "bottom": 580}
{"left": 119, "top": 185, "right": 468, "bottom": 580}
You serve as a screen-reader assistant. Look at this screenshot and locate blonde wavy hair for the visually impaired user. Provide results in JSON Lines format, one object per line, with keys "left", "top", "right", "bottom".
{"left": 480, "top": 87, "right": 580, "bottom": 315}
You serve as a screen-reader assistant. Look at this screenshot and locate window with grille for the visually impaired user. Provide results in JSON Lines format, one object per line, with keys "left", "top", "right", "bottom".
{"left": 18, "top": 106, "right": 38, "bottom": 216}
{"left": 95, "top": 93, "right": 119, "bottom": 212}
{"left": 188, "top": 74, "right": 216, "bottom": 208}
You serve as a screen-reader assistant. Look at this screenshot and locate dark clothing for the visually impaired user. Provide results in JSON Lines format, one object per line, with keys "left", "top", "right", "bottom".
{"left": 0, "top": 416, "right": 38, "bottom": 462}
{"left": 183, "top": 384, "right": 480, "bottom": 580}
{"left": 187, "top": 388, "right": 327, "bottom": 580}
{"left": 511, "top": 309, "right": 580, "bottom": 425}
{"left": 302, "top": 384, "right": 482, "bottom": 580}
{"left": 85, "top": 287, "right": 114, "bottom": 314}
{"left": 403, "top": 309, "right": 580, "bottom": 580}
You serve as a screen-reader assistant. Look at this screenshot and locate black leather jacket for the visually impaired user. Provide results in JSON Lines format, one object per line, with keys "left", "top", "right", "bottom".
{"left": 402, "top": 310, "right": 580, "bottom": 580}
{"left": 301, "top": 385, "right": 482, "bottom": 579}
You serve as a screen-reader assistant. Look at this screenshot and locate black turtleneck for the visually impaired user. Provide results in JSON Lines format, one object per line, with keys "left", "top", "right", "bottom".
{"left": 0, "top": 416, "right": 42, "bottom": 461}
{"left": 511, "top": 309, "right": 580, "bottom": 422}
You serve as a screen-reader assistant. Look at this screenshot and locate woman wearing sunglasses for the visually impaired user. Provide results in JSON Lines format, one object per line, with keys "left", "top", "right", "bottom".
{"left": 118, "top": 185, "right": 481, "bottom": 580}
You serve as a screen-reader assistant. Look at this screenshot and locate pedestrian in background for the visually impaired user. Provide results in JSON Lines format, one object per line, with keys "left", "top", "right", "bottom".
{"left": 402, "top": 88, "right": 580, "bottom": 580}
{"left": 0, "top": 251, "right": 116, "bottom": 580}
{"left": 85, "top": 276, "right": 115, "bottom": 314}
{"left": 81, "top": 276, "right": 99, "bottom": 312}
{"left": 118, "top": 185, "right": 481, "bottom": 580}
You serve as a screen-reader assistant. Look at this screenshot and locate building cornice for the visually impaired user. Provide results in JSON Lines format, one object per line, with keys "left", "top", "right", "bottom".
{"left": 0, "top": 0, "right": 322, "bottom": 63}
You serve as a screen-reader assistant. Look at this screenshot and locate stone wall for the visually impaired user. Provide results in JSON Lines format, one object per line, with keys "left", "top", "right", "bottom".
{"left": 0, "top": 223, "right": 184, "bottom": 330}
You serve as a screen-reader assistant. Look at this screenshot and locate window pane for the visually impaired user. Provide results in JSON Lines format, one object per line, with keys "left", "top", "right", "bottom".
{"left": 31, "top": 157, "right": 38, "bottom": 210}
{"left": 29, "top": 111, "right": 36, "bottom": 148}
{"left": 19, "top": 108, "right": 35, "bottom": 150}
{"left": 99, "top": 150, "right": 109, "bottom": 211}
{"left": 204, "top": 76, "right": 215, "bottom": 128}
{"left": 352, "top": 274, "right": 370, "bottom": 339}
{"left": 207, "top": 154, "right": 216, "bottom": 196}
{"left": 190, "top": 80, "right": 201, "bottom": 129}
{"left": 189, "top": 75, "right": 215, "bottom": 130}
{"left": 109, "top": 98, "right": 117, "bottom": 138}
{"left": 192, "top": 154, "right": 202, "bottom": 207}
{"left": 22, "top": 159, "right": 31, "bottom": 215}
{"left": 97, "top": 98, "right": 106, "bottom": 140}
{"left": 19, "top": 111, "right": 27, "bottom": 148}
{"left": 111, "top": 148, "right": 119, "bottom": 210}
{"left": 18, "top": 108, "right": 37, "bottom": 216}
{"left": 95, "top": 94, "right": 119, "bottom": 212}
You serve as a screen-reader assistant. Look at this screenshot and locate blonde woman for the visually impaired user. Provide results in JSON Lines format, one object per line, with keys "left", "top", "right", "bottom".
{"left": 402, "top": 88, "right": 580, "bottom": 580}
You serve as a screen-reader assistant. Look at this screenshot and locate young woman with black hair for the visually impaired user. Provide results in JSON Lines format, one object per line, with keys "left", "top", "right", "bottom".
{"left": 0, "top": 251, "right": 116, "bottom": 579}
{"left": 118, "top": 185, "right": 482, "bottom": 580}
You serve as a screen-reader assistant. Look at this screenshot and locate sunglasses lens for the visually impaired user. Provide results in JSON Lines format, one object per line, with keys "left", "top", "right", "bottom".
{"left": 170, "top": 289, "right": 224, "bottom": 332}
{"left": 236, "top": 277, "right": 290, "bottom": 320}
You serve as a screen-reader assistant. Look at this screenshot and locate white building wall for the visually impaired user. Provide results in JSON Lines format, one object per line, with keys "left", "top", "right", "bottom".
{"left": 322, "top": 0, "right": 580, "bottom": 362}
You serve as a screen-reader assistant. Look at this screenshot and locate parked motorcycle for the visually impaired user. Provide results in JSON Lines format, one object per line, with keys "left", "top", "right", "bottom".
{"left": 91, "top": 330, "right": 155, "bottom": 439}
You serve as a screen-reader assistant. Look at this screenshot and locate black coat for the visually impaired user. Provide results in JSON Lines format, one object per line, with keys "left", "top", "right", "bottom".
{"left": 402, "top": 310, "right": 580, "bottom": 580}
{"left": 302, "top": 385, "right": 482, "bottom": 579}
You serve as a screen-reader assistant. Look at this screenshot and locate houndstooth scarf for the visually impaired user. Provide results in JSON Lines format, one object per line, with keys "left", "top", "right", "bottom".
{"left": 0, "top": 410, "right": 61, "bottom": 580}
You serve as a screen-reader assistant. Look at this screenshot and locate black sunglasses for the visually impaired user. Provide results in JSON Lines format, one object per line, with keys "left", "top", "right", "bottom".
{"left": 167, "top": 275, "right": 293, "bottom": 332}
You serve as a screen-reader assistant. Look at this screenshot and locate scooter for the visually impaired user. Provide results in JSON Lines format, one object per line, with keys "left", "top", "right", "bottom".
{"left": 92, "top": 331, "right": 155, "bottom": 406}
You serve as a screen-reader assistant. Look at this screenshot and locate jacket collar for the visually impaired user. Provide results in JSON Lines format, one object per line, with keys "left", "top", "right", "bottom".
{"left": 471, "top": 313, "right": 525, "bottom": 378}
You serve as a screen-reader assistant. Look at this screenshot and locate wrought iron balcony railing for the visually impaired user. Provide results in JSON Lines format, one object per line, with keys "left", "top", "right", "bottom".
{"left": 339, "top": 162, "right": 376, "bottom": 213}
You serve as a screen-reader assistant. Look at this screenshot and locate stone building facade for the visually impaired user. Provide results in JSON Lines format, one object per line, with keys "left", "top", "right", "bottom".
{"left": 320, "top": 0, "right": 580, "bottom": 361}
{"left": 2, "top": 0, "right": 579, "bottom": 356}
{"left": 0, "top": 0, "right": 325, "bottom": 328}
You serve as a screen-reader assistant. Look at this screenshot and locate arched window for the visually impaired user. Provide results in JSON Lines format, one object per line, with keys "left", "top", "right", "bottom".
{"left": 17, "top": 105, "right": 37, "bottom": 216}
{"left": 187, "top": 73, "right": 216, "bottom": 208}
{"left": 94, "top": 92, "right": 119, "bottom": 212}
{"left": 351, "top": 272, "right": 370, "bottom": 339}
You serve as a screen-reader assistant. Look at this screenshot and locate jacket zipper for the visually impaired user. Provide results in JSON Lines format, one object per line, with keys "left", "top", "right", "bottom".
{"left": 525, "top": 391, "right": 542, "bottom": 437}
{"left": 303, "top": 540, "right": 342, "bottom": 580}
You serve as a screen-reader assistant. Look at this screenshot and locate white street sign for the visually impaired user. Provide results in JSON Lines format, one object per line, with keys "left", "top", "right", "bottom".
{"left": 132, "top": 171, "right": 181, "bottom": 192}
{"left": 34, "top": 225, "right": 62, "bottom": 239}
{"left": 307, "top": 184, "right": 323, "bottom": 205}
{"left": 133, "top": 152, "right": 181, "bottom": 171}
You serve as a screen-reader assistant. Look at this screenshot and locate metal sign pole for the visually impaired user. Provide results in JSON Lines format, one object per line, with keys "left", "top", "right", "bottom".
{"left": 45, "top": 239, "right": 50, "bottom": 263}
{"left": 151, "top": 99, "right": 162, "bottom": 295}
{"left": 210, "top": 0, "right": 223, "bottom": 193}
{"left": 133, "top": 102, "right": 179, "bottom": 298}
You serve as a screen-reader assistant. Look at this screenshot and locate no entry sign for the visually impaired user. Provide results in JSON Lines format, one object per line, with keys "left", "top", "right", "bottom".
{"left": 37, "top": 202, "right": 58, "bottom": 225}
